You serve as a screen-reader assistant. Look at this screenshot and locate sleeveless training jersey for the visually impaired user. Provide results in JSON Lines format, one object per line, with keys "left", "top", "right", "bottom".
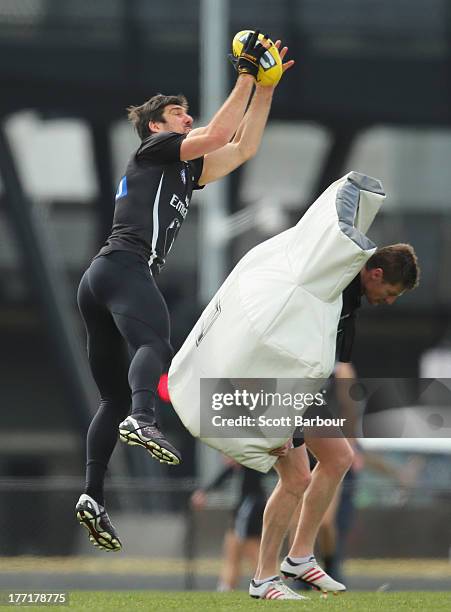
{"left": 98, "top": 131, "right": 204, "bottom": 273}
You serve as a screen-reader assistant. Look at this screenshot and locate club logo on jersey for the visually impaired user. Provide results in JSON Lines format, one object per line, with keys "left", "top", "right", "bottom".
{"left": 180, "top": 168, "right": 186, "bottom": 185}
{"left": 169, "top": 193, "right": 189, "bottom": 219}
{"left": 115, "top": 176, "right": 127, "bottom": 200}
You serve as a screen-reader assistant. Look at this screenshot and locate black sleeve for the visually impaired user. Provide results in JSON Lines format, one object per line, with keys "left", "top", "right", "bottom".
{"left": 337, "top": 314, "right": 356, "bottom": 363}
{"left": 203, "top": 465, "right": 235, "bottom": 492}
{"left": 189, "top": 156, "right": 205, "bottom": 190}
{"left": 338, "top": 275, "right": 361, "bottom": 363}
{"left": 136, "top": 132, "right": 185, "bottom": 163}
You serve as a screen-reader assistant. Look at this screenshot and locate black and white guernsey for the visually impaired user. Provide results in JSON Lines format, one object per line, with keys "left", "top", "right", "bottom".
{"left": 98, "top": 132, "right": 204, "bottom": 273}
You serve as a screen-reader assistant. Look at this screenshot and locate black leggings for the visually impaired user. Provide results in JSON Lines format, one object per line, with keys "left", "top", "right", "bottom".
{"left": 77, "top": 250, "right": 173, "bottom": 476}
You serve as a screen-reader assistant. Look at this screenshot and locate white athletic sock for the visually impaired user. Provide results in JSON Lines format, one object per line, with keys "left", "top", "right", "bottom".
{"left": 253, "top": 575, "right": 279, "bottom": 585}
{"left": 288, "top": 554, "right": 315, "bottom": 564}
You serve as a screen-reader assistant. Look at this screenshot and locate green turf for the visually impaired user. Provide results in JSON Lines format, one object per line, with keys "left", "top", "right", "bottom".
{"left": 21, "top": 591, "right": 449, "bottom": 612}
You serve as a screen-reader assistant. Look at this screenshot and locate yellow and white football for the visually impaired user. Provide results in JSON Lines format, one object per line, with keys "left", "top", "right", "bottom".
{"left": 232, "top": 30, "right": 282, "bottom": 87}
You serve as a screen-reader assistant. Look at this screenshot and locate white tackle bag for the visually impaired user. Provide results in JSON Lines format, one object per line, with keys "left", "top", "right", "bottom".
{"left": 168, "top": 172, "right": 385, "bottom": 472}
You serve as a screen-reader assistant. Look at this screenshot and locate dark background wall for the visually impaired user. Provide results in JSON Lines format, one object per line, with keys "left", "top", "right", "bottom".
{"left": 0, "top": 0, "right": 450, "bottom": 557}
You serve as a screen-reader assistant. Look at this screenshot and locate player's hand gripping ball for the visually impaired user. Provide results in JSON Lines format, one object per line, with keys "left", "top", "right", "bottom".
{"left": 233, "top": 30, "right": 282, "bottom": 86}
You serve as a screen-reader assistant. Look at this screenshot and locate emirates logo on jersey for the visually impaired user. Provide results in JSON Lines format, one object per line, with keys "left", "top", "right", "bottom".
{"left": 180, "top": 168, "right": 186, "bottom": 185}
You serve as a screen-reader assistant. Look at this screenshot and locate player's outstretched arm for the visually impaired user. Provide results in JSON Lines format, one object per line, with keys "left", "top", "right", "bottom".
{"left": 230, "top": 40, "right": 293, "bottom": 151}
{"left": 198, "top": 41, "right": 294, "bottom": 185}
{"left": 180, "top": 31, "right": 268, "bottom": 161}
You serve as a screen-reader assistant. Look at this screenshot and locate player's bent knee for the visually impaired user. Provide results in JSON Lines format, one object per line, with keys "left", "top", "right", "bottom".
{"left": 340, "top": 444, "right": 354, "bottom": 472}
{"left": 279, "top": 468, "right": 312, "bottom": 496}
{"left": 323, "top": 445, "right": 354, "bottom": 478}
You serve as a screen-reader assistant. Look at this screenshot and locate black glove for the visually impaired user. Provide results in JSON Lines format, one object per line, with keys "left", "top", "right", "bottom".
{"left": 237, "top": 30, "right": 267, "bottom": 79}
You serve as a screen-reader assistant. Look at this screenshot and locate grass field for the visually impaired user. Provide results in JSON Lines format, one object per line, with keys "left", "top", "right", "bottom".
{"left": 1, "top": 556, "right": 450, "bottom": 577}
{"left": 15, "top": 591, "right": 448, "bottom": 611}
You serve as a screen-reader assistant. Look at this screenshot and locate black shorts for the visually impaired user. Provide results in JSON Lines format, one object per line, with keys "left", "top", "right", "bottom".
{"left": 232, "top": 494, "right": 265, "bottom": 539}
{"left": 78, "top": 250, "right": 173, "bottom": 364}
{"left": 292, "top": 427, "right": 305, "bottom": 448}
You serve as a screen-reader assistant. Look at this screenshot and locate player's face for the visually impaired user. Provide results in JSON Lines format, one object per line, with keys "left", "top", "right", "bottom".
{"left": 158, "top": 105, "right": 193, "bottom": 134}
{"left": 362, "top": 269, "right": 405, "bottom": 306}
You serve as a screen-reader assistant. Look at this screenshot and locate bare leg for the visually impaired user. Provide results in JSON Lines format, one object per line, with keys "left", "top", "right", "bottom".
{"left": 317, "top": 484, "right": 342, "bottom": 558}
{"left": 254, "top": 445, "right": 311, "bottom": 579}
{"left": 289, "top": 437, "right": 353, "bottom": 558}
{"left": 287, "top": 497, "right": 303, "bottom": 549}
{"left": 243, "top": 536, "right": 260, "bottom": 571}
{"left": 219, "top": 530, "right": 244, "bottom": 590}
